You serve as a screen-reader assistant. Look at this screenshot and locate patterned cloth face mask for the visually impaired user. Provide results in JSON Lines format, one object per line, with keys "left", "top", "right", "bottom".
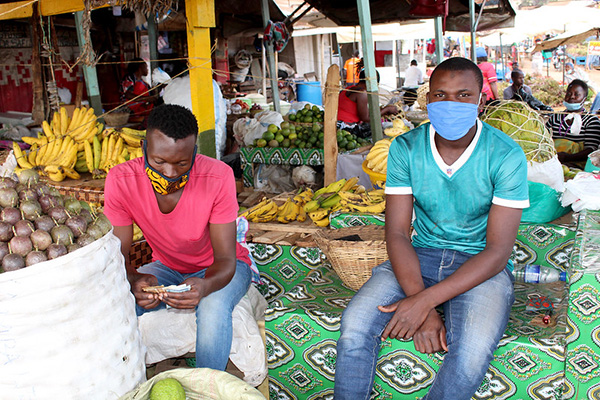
{"left": 143, "top": 140, "right": 196, "bottom": 195}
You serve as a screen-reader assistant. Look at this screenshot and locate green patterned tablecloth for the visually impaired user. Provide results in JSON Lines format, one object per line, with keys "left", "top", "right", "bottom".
{"left": 330, "top": 211, "right": 385, "bottom": 229}
{"left": 564, "top": 211, "right": 600, "bottom": 399}
{"left": 240, "top": 147, "right": 324, "bottom": 187}
{"left": 250, "top": 222, "right": 577, "bottom": 400}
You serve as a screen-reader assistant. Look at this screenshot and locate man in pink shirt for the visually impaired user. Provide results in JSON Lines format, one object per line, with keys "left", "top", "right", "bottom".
{"left": 476, "top": 47, "right": 498, "bottom": 104}
{"left": 104, "top": 104, "right": 254, "bottom": 371}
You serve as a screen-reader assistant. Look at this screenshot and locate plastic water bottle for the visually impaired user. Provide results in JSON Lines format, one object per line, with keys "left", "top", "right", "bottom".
{"left": 512, "top": 264, "right": 566, "bottom": 283}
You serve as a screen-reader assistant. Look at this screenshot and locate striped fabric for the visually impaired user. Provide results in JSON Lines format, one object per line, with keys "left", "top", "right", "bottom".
{"left": 546, "top": 111, "right": 600, "bottom": 150}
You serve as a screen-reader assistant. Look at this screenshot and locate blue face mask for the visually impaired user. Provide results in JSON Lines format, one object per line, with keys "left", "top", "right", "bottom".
{"left": 563, "top": 100, "right": 583, "bottom": 111}
{"left": 426, "top": 100, "right": 480, "bottom": 141}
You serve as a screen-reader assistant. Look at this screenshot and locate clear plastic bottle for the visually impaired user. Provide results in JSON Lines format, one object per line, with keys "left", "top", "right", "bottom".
{"left": 512, "top": 264, "right": 567, "bottom": 283}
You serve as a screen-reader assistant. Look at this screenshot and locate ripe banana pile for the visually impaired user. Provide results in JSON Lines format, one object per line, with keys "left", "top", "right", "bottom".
{"left": 365, "top": 138, "right": 392, "bottom": 175}
{"left": 303, "top": 178, "right": 386, "bottom": 227}
{"left": 74, "top": 127, "right": 145, "bottom": 179}
{"left": 383, "top": 118, "right": 410, "bottom": 138}
{"left": 240, "top": 189, "right": 313, "bottom": 224}
{"left": 12, "top": 105, "right": 146, "bottom": 182}
{"left": 240, "top": 177, "right": 387, "bottom": 228}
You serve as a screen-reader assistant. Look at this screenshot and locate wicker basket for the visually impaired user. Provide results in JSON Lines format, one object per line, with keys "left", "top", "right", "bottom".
{"left": 103, "top": 112, "right": 130, "bottom": 127}
{"left": 313, "top": 226, "right": 388, "bottom": 291}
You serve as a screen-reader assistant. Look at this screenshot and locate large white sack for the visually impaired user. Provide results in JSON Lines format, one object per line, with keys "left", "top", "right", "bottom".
{"left": 0, "top": 231, "right": 146, "bottom": 399}
{"left": 138, "top": 285, "right": 268, "bottom": 387}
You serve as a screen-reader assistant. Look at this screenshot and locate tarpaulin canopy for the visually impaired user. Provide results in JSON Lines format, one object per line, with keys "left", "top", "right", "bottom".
{"left": 300, "top": 0, "right": 516, "bottom": 32}
{"left": 533, "top": 27, "right": 600, "bottom": 52}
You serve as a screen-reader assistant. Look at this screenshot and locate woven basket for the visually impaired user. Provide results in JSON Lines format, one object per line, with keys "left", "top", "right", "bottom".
{"left": 44, "top": 180, "right": 105, "bottom": 205}
{"left": 313, "top": 226, "right": 388, "bottom": 291}
{"left": 104, "top": 112, "right": 130, "bottom": 127}
{"left": 129, "top": 239, "right": 153, "bottom": 269}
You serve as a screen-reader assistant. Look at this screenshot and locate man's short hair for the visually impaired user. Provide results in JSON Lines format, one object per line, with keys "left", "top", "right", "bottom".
{"left": 430, "top": 57, "right": 483, "bottom": 92}
{"left": 410, "top": 59, "right": 418, "bottom": 66}
{"left": 352, "top": 50, "right": 359, "bottom": 57}
{"left": 568, "top": 79, "right": 588, "bottom": 95}
{"left": 511, "top": 69, "right": 524, "bottom": 80}
{"left": 147, "top": 104, "right": 198, "bottom": 140}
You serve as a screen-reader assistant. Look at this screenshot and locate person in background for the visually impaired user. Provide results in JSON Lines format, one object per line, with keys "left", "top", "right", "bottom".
{"left": 476, "top": 47, "right": 499, "bottom": 104}
{"left": 403, "top": 60, "right": 424, "bottom": 107}
{"left": 334, "top": 57, "right": 529, "bottom": 400}
{"left": 546, "top": 79, "right": 600, "bottom": 166}
{"left": 503, "top": 70, "right": 553, "bottom": 111}
{"left": 104, "top": 104, "right": 257, "bottom": 372}
{"left": 591, "top": 93, "right": 600, "bottom": 115}
{"left": 343, "top": 50, "right": 361, "bottom": 87}
{"left": 337, "top": 69, "right": 398, "bottom": 125}
{"left": 120, "top": 57, "right": 157, "bottom": 118}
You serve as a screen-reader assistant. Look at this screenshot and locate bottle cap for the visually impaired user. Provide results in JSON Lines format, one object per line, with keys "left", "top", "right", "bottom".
{"left": 560, "top": 271, "right": 567, "bottom": 281}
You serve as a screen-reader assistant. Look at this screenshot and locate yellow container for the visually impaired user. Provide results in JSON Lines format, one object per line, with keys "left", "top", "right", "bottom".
{"left": 362, "top": 160, "right": 386, "bottom": 188}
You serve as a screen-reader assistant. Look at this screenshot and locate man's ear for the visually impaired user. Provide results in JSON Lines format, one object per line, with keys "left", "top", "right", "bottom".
{"left": 479, "top": 92, "right": 487, "bottom": 112}
{"left": 426, "top": 91, "right": 430, "bottom": 104}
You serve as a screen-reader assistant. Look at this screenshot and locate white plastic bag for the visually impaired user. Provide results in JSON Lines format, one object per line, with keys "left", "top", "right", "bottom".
{"left": 151, "top": 67, "right": 171, "bottom": 85}
{"left": 120, "top": 368, "right": 265, "bottom": 400}
{"left": 0, "top": 231, "right": 146, "bottom": 399}
{"left": 527, "top": 155, "right": 565, "bottom": 193}
{"left": 255, "top": 110, "right": 284, "bottom": 127}
{"left": 561, "top": 172, "right": 600, "bottom": 212}
{"left": 233, "top": 117, "right": 264, "bottom": 147}
{"left": 137, "top": 286, "right": 268, "bottom": 387}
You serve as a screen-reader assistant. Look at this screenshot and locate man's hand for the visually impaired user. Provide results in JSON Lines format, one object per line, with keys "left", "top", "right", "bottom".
{"left": 413, "top": 310, "right": 448, "bottom": 354}
{"left": 130, "top": 273, "right": 160, "bottom": 309}
{"left": 378, "top": 293, "right": 433, "bottom": 340}
{"left": 160, "top": 277, "right": 207, "bottom": 309}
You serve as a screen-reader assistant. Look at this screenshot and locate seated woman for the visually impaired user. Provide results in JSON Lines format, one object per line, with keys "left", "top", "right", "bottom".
{"left": 337, "top": 69, "right": 398, "bottom": 136}
{"left": 120, "top": 58, "right": 158, "bottom": 120}
{"left": 546, "top": 79, "right": 600, "bottom": 167}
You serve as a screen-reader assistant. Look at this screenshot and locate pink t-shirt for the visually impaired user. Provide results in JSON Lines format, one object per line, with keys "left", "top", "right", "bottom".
{"left": 104, "top": 155, "right": 251, "bottom": 273}
{"left": 478, "top": 62, "right": 498, "bottom": 101}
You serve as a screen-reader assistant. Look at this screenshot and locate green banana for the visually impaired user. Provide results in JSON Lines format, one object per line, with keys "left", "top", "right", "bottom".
{"left": 320, "top": 194, "right": 341, "bottom": 209}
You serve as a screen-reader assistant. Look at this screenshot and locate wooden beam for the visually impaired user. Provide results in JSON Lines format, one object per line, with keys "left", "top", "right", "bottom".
{"left": 323, "top": 64, "right": 340, "bottom": 186}
{"left": 0, "top": 1, "right": 34, "bottom": 21}
{"left": 74, "top": 10, "right": 102, "bottom": 116}
{"left": 260, "top": 0, "right": 280, "bottom": 113}
{"left": 31, "top": 4, "right": 44, "bottom": 124}
{"left": 186, "top": 0, "right": 216, "bottom": 158}
{"left": 0, "top": 0, "right": 110, "bottom": 21}
{"left": 356, "top": 0, "right": 383, "bottom": 142}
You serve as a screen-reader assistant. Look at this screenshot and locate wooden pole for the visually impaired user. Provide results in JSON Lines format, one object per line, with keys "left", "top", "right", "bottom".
{"left": 74, "top": 10, "right": 102, "bottom": 116}
{"left": 186, "top": 0, "right": 216, "bottom": 158}
{"left": 260, "top": 0, "right": 280, "bottom": 112}
{"left": 323, "top": 64, "right": 340, "bottom": 186}
{"left": 356, "top": 0, "right": 383, "bottom": 142}
{"left": 434, "top": 16, "right": 444, "bottom": 65}
{"left": 147, "top": 16, "right": 159, "bottom": 74}
{"left": 31, "top": 4, "right": 44, "bottom": 124}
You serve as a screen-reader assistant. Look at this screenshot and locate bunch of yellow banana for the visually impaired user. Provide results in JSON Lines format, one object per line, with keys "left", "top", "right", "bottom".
{"left": 303, "top": 177, "right": 364, "bottom": 227}
{"left": 365, "top": 139, "right": 392, "bottom": 175}
{"left": 338, "top": 189, "right": 386, "bottom": 214}
{"left": 384, "top": 118, "right": 410, "bottom": 138}
{"left": 13, "top": 139, "right": 81, "bottom": 181}
{"left": 74, "top": 131, "right": 144, "bottom": 178}
{"left": 239, "top": 197, "right": 280, "bottom": 223}
{"left": 276, "top": 189, "right": 313, "bottom": 223}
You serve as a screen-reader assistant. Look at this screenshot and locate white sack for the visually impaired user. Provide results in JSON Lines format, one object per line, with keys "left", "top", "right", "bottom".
{"left": 0, "top": 231, "right": 146, "bottom": 399}
{"left": 527, "top": 155, "right": 565, "bottom": 193}
{"left": 138, "top": 285, "right": 268, "bottom": 386}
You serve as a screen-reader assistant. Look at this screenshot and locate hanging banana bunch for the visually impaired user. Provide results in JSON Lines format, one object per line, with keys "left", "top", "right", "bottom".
{"left": 12, "top": 106, "right": 146, "bottom": 182}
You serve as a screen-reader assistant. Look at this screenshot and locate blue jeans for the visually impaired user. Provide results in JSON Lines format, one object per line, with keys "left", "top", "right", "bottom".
{"left": 334, "top": 248, "right": 514, "bottom": 400}
{"left": 136, "top": 260, "right": 252, "bottom": 371}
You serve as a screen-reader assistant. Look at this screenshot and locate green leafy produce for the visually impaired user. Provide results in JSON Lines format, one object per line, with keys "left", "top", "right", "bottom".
{"left": 481, "top": 100, "right": 556, "bottom": 163}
